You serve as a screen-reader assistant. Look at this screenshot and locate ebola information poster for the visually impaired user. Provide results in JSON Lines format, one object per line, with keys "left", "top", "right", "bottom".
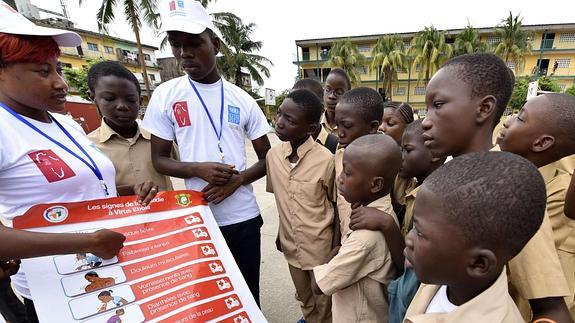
{"left": 13, "top": 190, "right": 265, "bottom": 323}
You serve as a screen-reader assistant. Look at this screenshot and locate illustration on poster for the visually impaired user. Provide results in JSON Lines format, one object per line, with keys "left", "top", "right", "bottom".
{"left": 201, "top": 245, "right": 216, "bottom": 256}
{"left": 97, "top": 290, "right": 128, "bottom": 313}
{"left": 225, "top": 297, "right": 240, "bottom": 310}
{"left": 84, "top": 271, "right": 116, "bottom": 293}
{"left": 105, "top": 308, "right": 125, "bottom": 323}
{"left": 184, "top": 213, "right": 201, "bottom": 224}
{"left": 76, "top": 253, "right": 103, "bottom": 271}
{"left": 192, "top": 228, "right": 208, "bottom": 238}
{"left": 217, "top": 279, "right": 231, "bottom": 291}
{"left": 209, "top": 262, "right": 224, "bottom": 273}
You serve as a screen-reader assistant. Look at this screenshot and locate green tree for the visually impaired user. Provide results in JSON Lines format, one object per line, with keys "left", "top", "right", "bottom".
{"left": 409, "top": 26, "right": 452, "bottom": 83}
{"left": 327, "top": 39, "right": 366, "bottom": 85}
{"left": 216, "top": 16, "right": 273, "bottom": 87}
{"left": 509, "top": 76, "right": 562, "bottom": 110}
{"left": 493, "top": 12, "right": 532, "bottom": 74}
{"left": 370, "top": 35, "right": 406, "bottom": 101}
{"left": 63, "top": 58, "right": 105, "bottom": 100}
{"left": 566, "top": 85, "right": 575, "bottom": 96}
{"left": 81, "top": 0, "right": 158, "bottom": 100}
{"left": 453, "top": 23, "right": 488, "bottom": 56}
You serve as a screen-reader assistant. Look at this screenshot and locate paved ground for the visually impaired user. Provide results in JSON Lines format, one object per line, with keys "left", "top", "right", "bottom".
{"left": 173, "top": 133, "right": 301, "bottom": 323}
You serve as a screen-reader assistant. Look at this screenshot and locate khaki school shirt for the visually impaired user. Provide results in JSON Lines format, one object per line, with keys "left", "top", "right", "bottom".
{"left": 557, "top": 154, "right": 575, "bottom": 175}
{"left": 402, "top": 185, "right": 422, "bottom": 238}
{"left": 334, "top": 148, "right": 352, "bottom": 236}
{"left": 392, "top": 176, "right": 417, "bottom": 207}
{"left": 314, "top": 196, "right": 397, "bottom": 323}
{"left": 321, "top": 113, "right": 338, "bottom": 135}
{"left": 88, "top": 121, "right": 173, "bottom": 191}
{"left": 266, "top": 137, "right": 335, "bottom": 269}
{"left": 404, "top": 271, "right": 523, "bottom": 323}
{"left": 316, "top": 126, "right": 330, "bottom": 146}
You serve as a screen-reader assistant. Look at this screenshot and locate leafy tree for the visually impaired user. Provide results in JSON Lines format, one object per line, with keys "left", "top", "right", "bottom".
{"left": 409, "top": 26, "right": 452, "bottom": 83}
{"left": 82, "top": 0, "right": 158, "bottom": 99}
{"left": 370, "top": 35, "right": 406, "bottom": 101}
{"left": 493, "top": 12, "right": 532, "bottom": 74}
{"left": 63, "top": 58, "right": 105, "bottom": 100}
{"left": 327, "top": 39, "right": 366, "bottom": 85}
{"left": 566, "top": 85, "right": 575, "bottom": 96}
{"left": 508, "top": 76, "right": 562, "bottom": 110}
{"left": 216, "top": 16, "right": 273, "bottom": 87}
{"left": 453, "top": 23, "right": 488, "bottom": 56}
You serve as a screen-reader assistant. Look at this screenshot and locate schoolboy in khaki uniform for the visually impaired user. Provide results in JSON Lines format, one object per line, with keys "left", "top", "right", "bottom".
{"left": 497, "top": 93, "right": 575, "bottom": 317}
{"left": 266, "top": 89, "right": 334, "bottom": 323}
{"left": 312, "top": 134, "right": 401, "bottom": 323}
{"left": 404, "top": 152, "right": 546, "bottom": 323}
{"left": 420, "top": 53, "right": 571, "bottom": 321}
{"left": 322, "top": 68, "right": 352, "bottom": 136}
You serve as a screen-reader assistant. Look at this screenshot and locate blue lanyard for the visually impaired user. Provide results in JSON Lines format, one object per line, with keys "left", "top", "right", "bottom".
{"left": 0, "top": 102, "right": 110, "bottom": 196}
{"left": 188, "top": 77, "right": 225, "bottom": 161}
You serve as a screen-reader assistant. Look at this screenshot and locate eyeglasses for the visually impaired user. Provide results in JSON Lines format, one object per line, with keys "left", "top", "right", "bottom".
{"left": 324, "top": 87, "right": 346, "bottom": 97}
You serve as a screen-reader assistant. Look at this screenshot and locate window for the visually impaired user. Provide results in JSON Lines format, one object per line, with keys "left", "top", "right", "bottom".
{"left": 61, "top": 63, "right": 72, "bottom": 69}
{"left": 486, "top": 36, "right": 501, "bottom": 45}
{"left": 559, "top": 84, "right": 566, "bottom": 91}
{"left": 104, "top": 46, "right": 114, "bottom": 54}
{"left": 393, "top": 87, "right": 406, "bottom": 96}
{"left": 414, "top": 86, "right": 426, "bottom": 95}
{"left": 404, "top": 41, "right": 412, "bottom": 50}
{"left": 87, "top": 42, "right": 99, "bottom": 51}
{"left": 320, "top": 46, "right": 331, "bottom": 59}
{"left": 301, "top": 47, "right": 310, "bottom": 61}
{"left": 555, "top": 58, "right": 570, "bottom": 68}
{"left": 355, "top": 66, "right": 368, "bottom": 74}
{"left": 506, "top": 61, "right": 516, "bottom": 70}
{"left": 357, "top": 44, "right": 371, "bottom": 52}
{"left": 144, "top": 54, "right": 151, "bottom": 61}
{"left": 149, "top": 74, "right": 156, "bottom": 81}
{"left": 560, "top": 33, "right": 575, "bottom": 42}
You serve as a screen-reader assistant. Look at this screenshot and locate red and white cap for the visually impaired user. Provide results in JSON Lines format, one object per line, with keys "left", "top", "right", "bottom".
{"left": 159, "top": 0, "right": 215, "bottom": 35}
{"left": 0, "top": 1, "right": 81, "bottom": 47}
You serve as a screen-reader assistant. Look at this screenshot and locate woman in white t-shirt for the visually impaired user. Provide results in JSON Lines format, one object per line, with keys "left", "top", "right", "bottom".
{"left": 0, "top": 3, "right": 158, "bottom": 321}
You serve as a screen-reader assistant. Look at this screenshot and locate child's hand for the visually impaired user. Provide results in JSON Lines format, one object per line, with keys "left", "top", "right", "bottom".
{"left": 349, "top": 205, "right": 390, "bottom": 232}
{"left": 195, "top": 162, "right": 238, "bottom": 186}
{"left": 87, "top": 229, "right": 126, "bottom": 259}
{"left": 133, "top": 181, "right": 159, "bottom": 206}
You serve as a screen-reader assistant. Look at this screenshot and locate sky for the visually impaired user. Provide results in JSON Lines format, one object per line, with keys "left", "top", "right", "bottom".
{"left": 34, "top": 0, "right": 575, "bottom": 94}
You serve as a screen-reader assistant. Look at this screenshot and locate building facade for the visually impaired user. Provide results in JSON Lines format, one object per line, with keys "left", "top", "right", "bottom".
{"left": 294, "top": 23, "right": 575, "bottom": 111}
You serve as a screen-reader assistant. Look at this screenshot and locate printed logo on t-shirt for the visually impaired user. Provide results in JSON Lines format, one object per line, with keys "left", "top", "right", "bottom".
{"left": 43, "top": 205, "right": 69, "bottom": 223}
{"left": 172, "top": 101, "right": 192, "bottom": 127}
{"left": 228, "top": 106, "right": 240, "bottom": 125}
{"left": 28, "top": 150, "right": 76, "bottom": 183}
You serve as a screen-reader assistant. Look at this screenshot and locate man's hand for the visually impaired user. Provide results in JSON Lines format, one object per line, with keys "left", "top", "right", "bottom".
{"left": 195, "top": 163, "right": 238, "bottom": 186}
{"left": 86, "top": 229, "right": 126, "bottom": 259}
{"left": 202, "top": 173, "right": 243, "bottom": 204}
{"left": 349, "top": 204, "right": 390, "bottom": 231}
{"left": 133, "top": 181, "right": 158, "bottom": 206}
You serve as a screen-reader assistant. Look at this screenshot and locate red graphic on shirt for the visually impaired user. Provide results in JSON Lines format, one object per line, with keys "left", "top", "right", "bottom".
{"left": 169, "top": 0, "right": 176, "bottom": 10}
{"left": 172, "top": 101, "right": 191, "bottom": 127}
{"left": 28, "top": 150, "right": 76, "bottom": 183}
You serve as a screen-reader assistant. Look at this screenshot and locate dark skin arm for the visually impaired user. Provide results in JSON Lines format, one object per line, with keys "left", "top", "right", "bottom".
{"left": 565, "top": 172, "right": 575, "bottom": 220}
{"left": 150, "top": 135, "right": 238, "bottom": 186}
{"left": 0, "top": 224, "right": 125, "bottom": 261}
{"left": 529, "top": 297, "right": 573, "bottom": 323}
{"left": 202, "top": 135, "right": 271, "bottom": 204}
{"left": 349, "top": 205, "right": 405, "bottom": 275}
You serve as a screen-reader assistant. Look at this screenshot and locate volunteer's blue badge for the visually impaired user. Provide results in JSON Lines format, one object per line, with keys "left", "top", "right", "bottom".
{"left": 228, "top": 106, "right": 240, "bottom": 125}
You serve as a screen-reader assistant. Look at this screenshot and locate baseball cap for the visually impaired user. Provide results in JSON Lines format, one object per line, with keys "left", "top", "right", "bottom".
{"left": 0, "top": 1, "right": 81, "bottom": 47}
{"left": 159, "top": 0, "right": 215, "bottom": 35}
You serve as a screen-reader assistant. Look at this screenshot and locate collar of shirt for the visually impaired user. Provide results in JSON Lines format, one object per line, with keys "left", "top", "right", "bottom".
{"left": 321, "top": 113, "right": 337, "bottom": 133}
{"left": 97, "top": 119, "right": 149, "bottom": 143}
{"left": 281, "top": 136, "right": 315, "bottom": 162}
{"left": 316, "top": 126, "right": 329, "bottom": 145}
{"left": 366, "top": 195, "right": 398, "bottom": 227}
{"left": 406, "top": 183, "right": 422, "bottom": 199}
{"left": 539, "top": 162, "right": 560, "bottom": 185}
{"left": 404, "top": 271, "right": 517, "bottom": 323}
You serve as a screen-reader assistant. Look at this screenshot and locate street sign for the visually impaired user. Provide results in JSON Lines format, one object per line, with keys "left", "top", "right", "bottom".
{"left": 265, "top": 88, "right": 276, "bottom": 106}
{"left": 527, "top": 81, "right": 539, "bottom": 100}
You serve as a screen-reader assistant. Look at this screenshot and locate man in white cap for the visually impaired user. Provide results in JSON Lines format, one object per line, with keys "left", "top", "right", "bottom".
{"left": 142, "top": 0, "right": 271, "bottom": 305}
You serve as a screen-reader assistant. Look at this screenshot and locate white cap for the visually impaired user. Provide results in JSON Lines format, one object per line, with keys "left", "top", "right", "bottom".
{"left": 0, "top": 1, "right": 81, "bottom": 47}
{"left": 159, "top": 0, "right": 215, "bottom": 35}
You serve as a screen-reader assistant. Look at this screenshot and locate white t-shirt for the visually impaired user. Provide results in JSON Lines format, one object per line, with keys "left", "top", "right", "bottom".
{"left": 0, "top": 108, "right": 117, "bottom": 298}
{"left": 142, "top": 76, "right": 270, "bottom": 226}
{"left": 425, "top": 285, "right": 459, "bottom": 314}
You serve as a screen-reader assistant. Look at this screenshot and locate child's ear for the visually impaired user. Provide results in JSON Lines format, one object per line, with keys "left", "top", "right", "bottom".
{"left": 307, "top": 123, "right": 319, "bottom": 137}
{"left": 369, "top": 120, "right": 380, "bottom": 133}
{"left": 466, "top": 248, "right": 497, "bottom": 279}
{"left": 475, "top": 95, "right": 497, "bottom": 125}
{"left": 532, "top": 134, "right": 555, "bottom": 153}
{"left": 212, "top": 36, "right": 221, "bottom": 55}
{"left": 371, "top": 176, "right": 384, "bottom": 194}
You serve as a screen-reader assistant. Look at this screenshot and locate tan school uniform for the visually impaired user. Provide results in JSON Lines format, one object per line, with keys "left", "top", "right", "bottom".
{"left": 539, "top": 163, "right": 575, "bottom": 315}
{"left": 316, "top": 126, "right": 330, "bottom": 147}
{"left": 392, "top": 176, "right": 417, "bottom": 207}
{"left": 402, "top": 184, "right": 421, "bottom": 238}
{"left": 557, "top": 154, "right": 575, "bottom": 175}
{"left": 322, "top": 119, "right": 338, "bottom": 135}
{"left": 88, "top": 120, "right": 173, "bottom": 191}
{"left": 266, "top": 137, "right": 335, "bottom": 323}
{"left": 334, "top": 148, "right": 352, "bottom": 237}
{"left": 313, "top": 196, "right": 397, "bottom": 323}
{"left": 404, "top": 271, "right": 523, "bottom": 323}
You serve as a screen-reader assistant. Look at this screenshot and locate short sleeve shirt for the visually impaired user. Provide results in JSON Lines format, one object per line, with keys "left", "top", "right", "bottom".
{"left": 266, "top": 137, "right": 335, "bottom": 269}
{"left": 142, "top": 77, "right": 270, "bottom": 225}
{"left": 334, "top": 148, "right": 352, "bottom": 236}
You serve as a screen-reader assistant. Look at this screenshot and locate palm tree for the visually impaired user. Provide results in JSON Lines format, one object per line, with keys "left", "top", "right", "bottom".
{"left": 216, "top": 16, "right": 273, "bottom": 87}
{"left": 493, "top": 12, "right": 532, "bottom": 74}
{"left": 453, "top": 23, "right": 488, "bottom": 56}
{"left": 409, "top": 26, "right": 452, "bottom": 84}
{"left": 327, "top": 39, "right": 366, "bottom": 85}
{"left": 82, "top": 0, "right": 158, "bottom": 100}
{"left": 370, "top": 35, "right": 406, "bottom": 101}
